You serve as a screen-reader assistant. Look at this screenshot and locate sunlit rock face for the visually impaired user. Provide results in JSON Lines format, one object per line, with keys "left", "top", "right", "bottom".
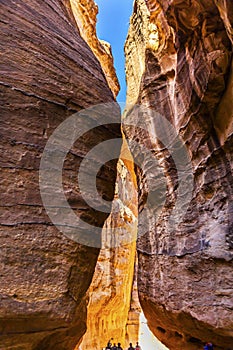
{"left": 125, "top": 0, "right": 150, "bottom": 105}
{"left": 124, "top": 0, "right": 233, "bottom": 349}
{"left": 80, "top": 141, "right": 138, "bottom": 350}
{"left": 70, "top": 0, "right": 120, "bottom": 97}
{"left": 0, "top": 0, "right": 121, "bottom": 349}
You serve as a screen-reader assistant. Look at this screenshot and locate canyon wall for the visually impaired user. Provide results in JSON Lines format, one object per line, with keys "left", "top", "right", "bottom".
{"left": 124, "top": 0, "right": 233, "bottom": 349}
{"left": 0, "top": 0, "right": 121, "bottom": 349}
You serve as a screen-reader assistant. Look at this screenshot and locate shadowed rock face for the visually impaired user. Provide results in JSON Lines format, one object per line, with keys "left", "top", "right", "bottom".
{"left": 0, "top": 0, "right": 121, "bottom": 349}
{"left": 125, "top": 0, "right": 233, "bottom": 349}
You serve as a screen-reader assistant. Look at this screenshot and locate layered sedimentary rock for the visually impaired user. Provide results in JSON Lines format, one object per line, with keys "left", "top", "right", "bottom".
{"left": 80, "top": 141, "right": 138, "bottom": 350}
{"left": 70, "top": 0, "right": 120, "bottom": 97}
{"left": 125, "top": 0, "right": 233, "bottom": 349}
{"left": 0, "top": 0, "right": 121, "bottom": 349}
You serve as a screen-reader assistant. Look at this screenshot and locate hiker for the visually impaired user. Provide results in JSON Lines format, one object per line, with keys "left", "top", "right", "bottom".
{"left": 128, "top": 342, "right": 135, "bottom": 350}
{"left": 106, "top": 340, "right": 112, "bottom": 349}
{"left": 117, "top": 342, "right": 123, "bottom": 350}
{"left": 135, "top": 342, "right": 142, "bottom": 350}
{"left": 204, "top": 343, "right": 214, "bottom": 350}
{"left": 112, "top": 343, "right": 117, "bottom": 350}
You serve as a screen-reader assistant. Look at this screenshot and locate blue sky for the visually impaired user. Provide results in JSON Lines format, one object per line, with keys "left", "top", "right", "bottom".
{"left": 94, "top": 0, "right": 134, "bottom": 102}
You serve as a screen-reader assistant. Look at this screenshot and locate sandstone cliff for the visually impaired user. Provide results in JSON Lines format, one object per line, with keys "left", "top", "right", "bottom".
{"left": 124, "top": 0, "right": 233, "bottom": 349}
{"left": 0, "top": 0, "right": 121, "bottom": 349}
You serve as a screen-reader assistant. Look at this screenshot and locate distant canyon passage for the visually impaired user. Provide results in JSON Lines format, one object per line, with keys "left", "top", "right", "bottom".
{"left": 0, "top": 0, "right": 233, "bottom": 350}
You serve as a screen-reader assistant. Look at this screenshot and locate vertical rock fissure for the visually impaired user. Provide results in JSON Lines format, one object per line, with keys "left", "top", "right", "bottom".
{"left": 77, "top": 1, "right": 142, "bottom": 349}
{"left": 79, "top": 1, "right": 171, "bottom": 349}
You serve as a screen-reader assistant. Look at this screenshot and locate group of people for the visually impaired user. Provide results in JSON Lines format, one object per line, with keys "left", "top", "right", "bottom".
{"left": 105, "top": 339, "right": 214, "bottom": 350}
{"left": 105, "top": 340, "right": 142, "bottom": 350}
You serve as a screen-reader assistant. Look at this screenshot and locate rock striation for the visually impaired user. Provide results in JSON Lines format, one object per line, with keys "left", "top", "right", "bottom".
{"left": 0, "top": 0, "right": 121, "bottom": 349}
{"left": 124, "top": 0, "right": 233, "bottom": 349}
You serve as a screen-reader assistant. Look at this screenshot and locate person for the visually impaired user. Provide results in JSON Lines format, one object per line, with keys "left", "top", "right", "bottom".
{"left": 112, "top": 343, "right": 117, "bottom": 350}
{"left": 106, "top": 340, "right": 112, "bottom": 349}
{"left": 117, "top": 342, "right": 123, "bottom": 350}
{"left": 135, "top": 342, "right": 142, "bottom": 350}
{"left": 128, "top": 343, "right": 135, "bottom": 350}
{"left": 204, "top": 343, "right": 214, "bottom": 350}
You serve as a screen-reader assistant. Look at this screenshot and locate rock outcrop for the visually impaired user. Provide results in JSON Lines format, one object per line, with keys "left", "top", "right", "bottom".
{"left": 124, "top": 0, "right": 233, "bottom": 349}
{"left": 0, "top": 0, "right": 121, "bottom": 349}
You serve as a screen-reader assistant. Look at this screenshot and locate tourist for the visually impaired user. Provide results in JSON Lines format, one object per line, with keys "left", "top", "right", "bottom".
{"left": 128, "top": 342, "right": 135, "bottom": 350}
{"left": 117, "top": 342, "right": 123, "bottom": 350}
{"left": 135, "top": 342, "right": 142, "bottom": 350}
{"left": 112, "top": 343, "right": 117, "bottom": 350}
{"left": 106, "top": 340, "right": 112, "bottom": 349}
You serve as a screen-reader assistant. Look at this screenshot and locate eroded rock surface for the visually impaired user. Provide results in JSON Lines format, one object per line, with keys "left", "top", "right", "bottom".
{"left": 0, "top": 0, "right": 121, "bottom": 349}
{"left": 124, "top": 0, "right": 233, "bottom": 349}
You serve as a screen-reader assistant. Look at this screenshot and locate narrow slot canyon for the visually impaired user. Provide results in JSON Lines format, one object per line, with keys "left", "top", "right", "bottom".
{"left": 0, "top": 1, "right": 232, "bottom": 350}
{"left": 78, "top": 1, "right": 169, "bottom": 348}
